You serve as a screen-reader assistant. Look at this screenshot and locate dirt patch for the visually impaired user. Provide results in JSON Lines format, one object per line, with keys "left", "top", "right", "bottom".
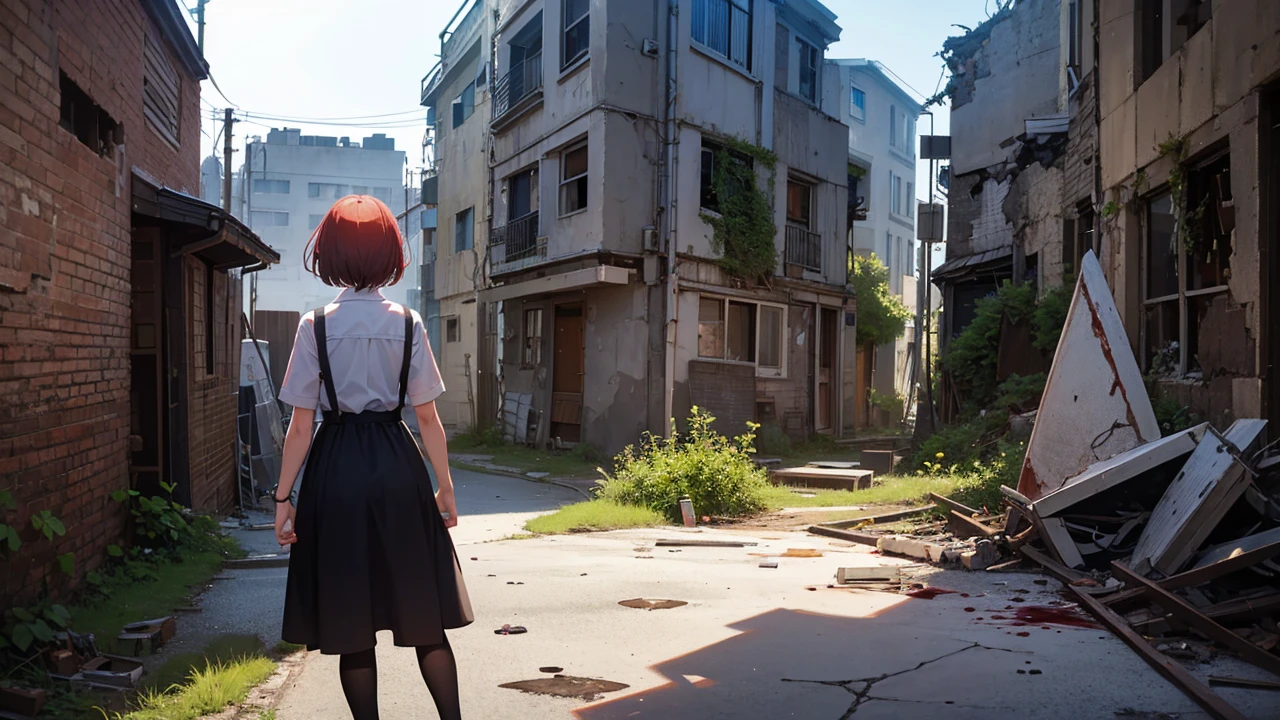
{"left": 619, "top": 598, "right": 688, "bottom": 610}
{"left": 499, "top": 675, "right": 630, "bottom": 701}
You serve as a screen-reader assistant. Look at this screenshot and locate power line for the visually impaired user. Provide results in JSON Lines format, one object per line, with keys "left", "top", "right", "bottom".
{"left": 241, "top": 108, "right": 426, "bottom": 122}
{"left": 879, "top": 64, "right": 931, "bottom": 104}
{"left": 207, "top": 71, "right": 239, "bottom": 108}
{"left": 239, "top": 117, "right": 423, "bottom": 131}
{"left": 240, "top": 114, "right": 424, "bottom": 129}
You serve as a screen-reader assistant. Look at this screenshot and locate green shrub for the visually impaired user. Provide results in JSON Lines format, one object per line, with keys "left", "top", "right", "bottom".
{"left": 597, "top": 407, "right": 770, "bottom": 521}
{"left": 1150, "top": 395, "right": 1197, "bottom": 436}
{"left": 755, "top": 423, "right": 792, "bottom": 456}
{"left": 1032, "top": 283, "right": 1072, "bottom": 352}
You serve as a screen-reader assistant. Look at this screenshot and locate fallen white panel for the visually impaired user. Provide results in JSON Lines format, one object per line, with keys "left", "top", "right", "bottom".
{"left": 1017, "top": 250, "right": 1160, "bottom": 501}
{"left": 1132, "top": 419, "right": 1268, "bottom": 576}
{"left": 1192, "top": 526, "right": 1280, "bottom": 570}
{"left": 1030, "top": 423, "right": 1207, "bottom": 518}
{"left": 1040, "top": 517, "right": 1086, "bottom": 569}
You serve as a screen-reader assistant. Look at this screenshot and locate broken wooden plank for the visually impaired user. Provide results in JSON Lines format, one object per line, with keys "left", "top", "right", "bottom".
{"left": 836, "top": 566, "right": 902, "bottom": 583}
{"left": 819, "top": 505, "right": 934, "bottom": 529}
{"left": 807, "top": 525, "right": 880, "bottom": 546}
{"left": 1132, "top": 419, "right": 1268, "bottom": 576}
{"left": 805, "top": 460, "right": 861, "bottom": 470}
{"left": 1019, "top": 545, "right": 1090, "bottom": 586}
{"left": 947, "top": 510, "right": 998, "bottom": 539}
{"left": 1196, "top": 593, "right": 1280, "bottom": 626}
{"left": 929, "top": 492, "right": 980, "bottom": 517}
{"left": 1070, "top": 586, "right": 1248, "bottom": 720}
{"left": 1110, "top": 561, "right": 1280, "bottom": 678}
{"left": 1017, "top": 250, "right": 1161, "bottom": 501}
{"left": 1030, "top": 424, "right": 1207, "bottom": 518}
{"left": 1208, "top": 676, "right": 1280, "bottom": 692}
{"left": 1000, "top": 485, "right": 1033, "bottom": 510}
{"left": 1040, "top": 517, "right": 1086, "bottom": 569}
{"left": 653, "top": 539, "right": 754, "bottom": 548}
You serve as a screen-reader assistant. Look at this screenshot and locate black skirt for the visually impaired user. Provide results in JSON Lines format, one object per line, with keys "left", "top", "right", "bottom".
{"left": 281, "top": 309, "right": 473, "bottom": 655}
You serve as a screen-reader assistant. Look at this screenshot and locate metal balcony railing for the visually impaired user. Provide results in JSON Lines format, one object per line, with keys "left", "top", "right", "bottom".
{"left": 443, "top": 0, "right": 484, "bottom": 63}
{"left": 492, "top": 53, "right": 544, "bottom": 122}
{"left": 785, "top": 225, "right": 822, "bottom": 273}
{"left": 489, "top": 212, "right": 542, "bottom": 265}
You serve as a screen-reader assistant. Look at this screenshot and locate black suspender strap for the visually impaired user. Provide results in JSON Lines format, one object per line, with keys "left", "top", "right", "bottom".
{"left": 396, "top": 311, "right": 413, "bottom": 411}
{"left": 315, "top": 307, "right": 342, "bottom": 416}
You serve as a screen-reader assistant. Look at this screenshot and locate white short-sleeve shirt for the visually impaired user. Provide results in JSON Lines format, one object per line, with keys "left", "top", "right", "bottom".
{"left": 278, "top": 288, "right": 445, "bottom": 413}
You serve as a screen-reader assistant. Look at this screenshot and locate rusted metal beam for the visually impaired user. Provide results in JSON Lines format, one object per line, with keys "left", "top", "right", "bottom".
{"left": 807, "top": 525, "right": 880, "bottom": 547}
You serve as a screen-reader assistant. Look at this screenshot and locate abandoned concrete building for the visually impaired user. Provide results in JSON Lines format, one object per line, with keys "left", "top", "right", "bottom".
{"left": 939, "top": 0, "right": 1280, "bottom": 429}
{"left": 0, "top": 0, "right": 277, "bottom": 603}
{"left": 423, "top": 0, "right": 856, "bottom": 454}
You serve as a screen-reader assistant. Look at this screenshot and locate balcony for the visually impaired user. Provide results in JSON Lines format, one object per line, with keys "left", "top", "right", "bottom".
{"left": 489, "top": 212, "right": 544, "bottom": 273}
{"left": 492, "top": 53, "right": 544, "bottom": 127}
{"left": 443, "top": 0, "right": 484, "bottom": 65}
{"left": 785, "top": 225, "right": 822, "bottom": 274}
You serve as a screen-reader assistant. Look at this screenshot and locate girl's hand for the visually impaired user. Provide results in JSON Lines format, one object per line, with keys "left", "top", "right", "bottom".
{"left": 275, "top": 501, "right": 296, "bottom": 545}
{"left": 436, "top": 486, "right": 458, "bottom": 529}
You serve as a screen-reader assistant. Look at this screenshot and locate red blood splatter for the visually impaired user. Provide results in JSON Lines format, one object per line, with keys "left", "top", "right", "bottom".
{"left": 985, "top": 605, "right": 1100, "bottom": 630}
{"left": 905, "top": 588, "right": 958, "bottom": 600}
{"left": 1016, "top": 631, "right": 1031, "bottom": 637}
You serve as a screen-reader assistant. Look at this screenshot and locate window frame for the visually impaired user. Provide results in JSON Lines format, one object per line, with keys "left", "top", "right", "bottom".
{"left": 452, "top": 83, "right": 476, "bottom": 128}
{"left": 692, "top": 0, "right": 754, "bottom": 73}
{"left": 558, "top": 141, "right": 589, "bottom": 217}
{"left": 522, "top": 307, "right": 543, "bottom": 367}
{"left": 250, "top": 210, "right": 288, "bottom": 227}
{"left": 455, "top": 207, "right": 475, "bottom": 252}
{"left": 695, "top": 294, "right": 788, "bottom": 378}
{"left": 252, "top": 178, "right": 290, "bottom": 195}
{"left": 699, "top": 138, "right": 754, "bottom": 214}
{"left": 445, "top": 316, "right": 460, "bottom": 343}
{"left": 785, "top": 178, "right": 812, "bottom": 229}
{"left": 562, "top": 0, "right": 590, "bottom": 70}
{"left": 849, "top": 85, "right": 866, "bottom": 122}
{"left": 796, "top": 36, "right": 818, "bottom": 103}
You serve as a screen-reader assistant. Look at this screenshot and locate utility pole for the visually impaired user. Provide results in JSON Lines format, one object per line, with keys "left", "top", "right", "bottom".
{"left": 221, "top": 108, "right": 234, "bottom": 212}
{"left": 189, "top": 0, "right": 208, "bottom": 55}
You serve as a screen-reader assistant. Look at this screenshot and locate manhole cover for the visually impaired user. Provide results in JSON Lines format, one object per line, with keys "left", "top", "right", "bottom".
{"left": 500, "top": 675, "right": 629, "bottom": 701}
{"left": 619, "top": 598, "right": 688, "bottom": 610}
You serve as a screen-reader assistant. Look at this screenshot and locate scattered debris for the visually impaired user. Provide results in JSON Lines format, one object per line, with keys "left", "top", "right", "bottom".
{"left": 905, "top": 587, "right": 957, "bottom": 600}
{"left": 0, "top": 687, "right": 46, "bottom": 717}
{"left": 499, "top": 675, "right": 629, "bottom": 701}
{"left": 118, "top": 616, "right": 176, "bottom": 656}
{"left": 758, "top": 559, "right": 779, "bottom": 569}
{"left": 807, "top": 525, "right": 880, "bottom": 546}
{"left": 539, "top": 666, "right": 564, "bottom": 674}
{"left": 618, "top": 599, "right": 687, "bottom": 610}
{"left": 962, "top": 540, "right": 1000, "bottom": 570}
{"left": 822, "top": 506, "right": 935, "bottom": 529}
{"left": 771, "top": 466, "right": 874, "bottom": 491}
{"left": 1207, "top": 676, "right": 1280, "bottom": 692}
{"left": 494, "top": 625, "right": 528, "bottom": 635}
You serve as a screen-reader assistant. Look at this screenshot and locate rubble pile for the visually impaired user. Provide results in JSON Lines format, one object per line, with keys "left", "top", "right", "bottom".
{"left": 810, "top": 252, "right": 1280, "bottom": 718}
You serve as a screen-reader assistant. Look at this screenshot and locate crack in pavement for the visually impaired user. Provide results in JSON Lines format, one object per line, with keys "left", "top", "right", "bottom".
{"left": 781, "top": 642, "right": 1029, "bottom": 718}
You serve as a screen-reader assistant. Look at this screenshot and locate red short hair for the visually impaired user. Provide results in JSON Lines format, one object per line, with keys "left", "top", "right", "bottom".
{"left": 304, "top": 195, "right": 408, "bottom": 289}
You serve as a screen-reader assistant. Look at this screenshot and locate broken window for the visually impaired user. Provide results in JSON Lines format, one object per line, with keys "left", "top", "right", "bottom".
{"left": 523, "top": 308, "right": 543, "bottom": 366}
{"left": 697, "top": 296, "right": 785, "bottom": 374}
{"left": 697, "top": 297, "right": 725, "bottom": 359}
{"left": 699, "top": 139, "right": 752, "bottom": 213}
{"left": 1139, "top": 0, "right": 1212, "bottom": 85}
{"left": 1141, "top": 150, "right": 1232, "bottom": 376}
{"left": 726, "top": 301, "right": 756, "bottom": 362}
{"left": 559, "top": 142, "right": 588, "bottom": 215}
{"left": 60, "top": 71, "right": 121, "bottom": 157}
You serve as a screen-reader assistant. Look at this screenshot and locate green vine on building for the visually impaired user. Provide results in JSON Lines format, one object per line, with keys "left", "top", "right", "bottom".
{"left": 700, "top": 136, "right": 779, "bottom": 283}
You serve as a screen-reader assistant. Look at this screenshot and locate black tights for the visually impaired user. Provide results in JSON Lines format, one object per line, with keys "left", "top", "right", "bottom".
{"left": 338, "top": 639, "right": 461, "bottom": 720}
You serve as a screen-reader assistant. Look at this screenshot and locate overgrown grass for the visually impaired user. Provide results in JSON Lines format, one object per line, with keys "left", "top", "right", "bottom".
{"left": 107, "top": 653, "right": 275, "bottom": 720}
{"left": 142, "top": 635, "right": 265, "bottom": 693}
{"left": 524, "top": 500, "right": 666, "bottom": 534}
{"left": 761, "top": 477, "right": 954, "bottom": 509}
{"left": 70, "top": 551, "right": 226, "bottom": 654}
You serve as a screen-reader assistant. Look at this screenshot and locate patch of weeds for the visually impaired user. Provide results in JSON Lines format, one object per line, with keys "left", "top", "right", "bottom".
{"left": 755, "top": 423, "right": 792, "bottom": 456}
{"left": 502, "top": 532, "right": 537, "bottom": 541}
{"left": 450, "top": 425, "right": 505, "bottom": 451}
{"left": 524, "top": 500, "right": 666, "bottom": 534}
{"left": 597, "top": 408, "right": 770, "bottom": 522}
{"left": 273, "top": 640, "right": 305, "bottom": 656}
{"left": 142, "top": 635, "right": 265, "bottom": 693}
{"left": 107, "top": 653, "right": 275, "bottom": 720}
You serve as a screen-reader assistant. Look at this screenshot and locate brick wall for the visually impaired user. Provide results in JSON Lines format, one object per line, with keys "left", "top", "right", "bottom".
{"left": 187, "top": 264, "right": 242, "bottom": 514}
{"left": 1063, "top": 72, "right": 1097, "bottom": 207}
{"left": 0, "top": 0, "right": 202, "bottom": 603}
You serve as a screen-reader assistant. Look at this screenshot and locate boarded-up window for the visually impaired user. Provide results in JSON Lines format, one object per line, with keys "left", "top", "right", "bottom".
{"left": 144, "top": 28, "right": 181, "bottom": 148}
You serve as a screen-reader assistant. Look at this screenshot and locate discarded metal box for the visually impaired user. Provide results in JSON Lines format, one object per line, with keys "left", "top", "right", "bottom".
{"left": 78, "top": 655, "right": 145, "bottom": 689}
{"left": 1017, "top": 251, "right": 1160, "bottom": 501}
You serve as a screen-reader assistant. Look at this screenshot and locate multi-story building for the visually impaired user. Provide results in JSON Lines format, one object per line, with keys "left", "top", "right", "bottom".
{"left": 827, "top": 59, "right": 920, "bottom": 427}
{"left": 0, "top": 0, "right": 276, "bottom": 603}
{"left": 234, "top": 129, "right": 408, "bottom": 316}
{"left": 422, "top": 0, "right": 855, "bottom": 452}
{"left": 420, "top": 0, "right": 494, "bottom": 431}
{"left": 937, "top": 0, "right": 1280, "bottom": 429}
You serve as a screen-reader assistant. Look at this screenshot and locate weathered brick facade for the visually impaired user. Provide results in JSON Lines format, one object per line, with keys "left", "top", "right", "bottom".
{"left": 0, "top": 0, "right": 266, "bottom": 604}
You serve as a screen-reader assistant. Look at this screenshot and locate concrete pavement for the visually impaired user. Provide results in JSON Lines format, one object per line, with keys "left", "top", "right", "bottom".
{"left": 274, "top": 524, "right": 1278, "bottom": 720}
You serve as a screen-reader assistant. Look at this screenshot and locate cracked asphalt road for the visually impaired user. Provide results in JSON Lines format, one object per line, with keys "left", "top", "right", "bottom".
{"left": 268, "top": 477, "right": 1279, "bottom": 720}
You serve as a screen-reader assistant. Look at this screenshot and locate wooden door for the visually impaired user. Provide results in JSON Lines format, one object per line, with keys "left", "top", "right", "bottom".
{"left": 551, "top": 304, "right": 584, "bottom": 443}
{"left": 816, "top": 307, "right": 837, "bottom": 431}
{"left": 855, "top": 344, "right": 874, "bottom": 429}
{"left": 130, "top": 229, "right": 166, "bottom": 497}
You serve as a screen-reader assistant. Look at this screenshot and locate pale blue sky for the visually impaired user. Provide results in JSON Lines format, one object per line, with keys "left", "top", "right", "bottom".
{"left": 194, "top": 0, "right": 996, "bottom": 224}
